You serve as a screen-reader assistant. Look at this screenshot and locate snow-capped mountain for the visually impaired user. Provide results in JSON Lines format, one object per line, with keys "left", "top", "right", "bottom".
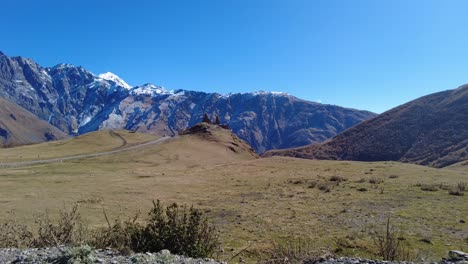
{"left": 98, "top": 72, "right": 132, "bottom": 89}
{"left": 0, "top": 51, "right": 376, "bottom": 152}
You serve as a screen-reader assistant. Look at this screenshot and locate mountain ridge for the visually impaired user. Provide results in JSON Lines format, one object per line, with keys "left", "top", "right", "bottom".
{"left": 0, "top": 51, "right": 376, "bottom": 152}
{"left": 263, "top": 85, "right": 468, "bottom": 167}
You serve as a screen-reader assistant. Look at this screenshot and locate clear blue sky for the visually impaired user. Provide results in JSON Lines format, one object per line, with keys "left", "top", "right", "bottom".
{"left": 2, "top": 0, "right": 468, "bottom": 113}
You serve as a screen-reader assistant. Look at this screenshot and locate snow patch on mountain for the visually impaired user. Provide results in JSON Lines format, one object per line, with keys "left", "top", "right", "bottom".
{"left": 220, "top": 90, "right": 289, "bottom": 98}
{"left": 98, "top": 72, "right": 132, "bottom": 89}
{"left": 131, "top": 84, "right": 173, "bottom": 96}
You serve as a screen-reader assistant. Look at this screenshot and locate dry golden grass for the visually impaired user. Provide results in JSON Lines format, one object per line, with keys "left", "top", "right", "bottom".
{"left": 0, "top": 130, "right": 158, "bottom": 162}
{"left": 0, "top": 129, "right": 467, "bottom": 262}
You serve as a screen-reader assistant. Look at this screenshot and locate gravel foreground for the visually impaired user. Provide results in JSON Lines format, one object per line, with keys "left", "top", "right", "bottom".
{"left": 0, "top": 246, "right": 466, "bottom": 264}
{"left": 0, "top": 246, "right": 225, "bottom": 264}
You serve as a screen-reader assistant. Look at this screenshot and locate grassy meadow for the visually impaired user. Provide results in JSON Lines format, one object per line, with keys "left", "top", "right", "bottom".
{"left": 0, "top": 129, "right": 467, "bottom": 262}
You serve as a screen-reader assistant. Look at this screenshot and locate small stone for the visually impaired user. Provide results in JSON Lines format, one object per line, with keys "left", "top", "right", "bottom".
{"left": 159, "top": 249, "right": 171, "bottom": 256}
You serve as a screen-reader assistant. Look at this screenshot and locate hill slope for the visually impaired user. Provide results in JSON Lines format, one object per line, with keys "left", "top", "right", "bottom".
{"left": 0, "top": 129, "right": 466, "bottom": 261}
{"left": 0, "top": 51, "right": 375, "bottom": 152}
{"left": 264, "top": 85, "right": 468, "bottom": 168}
{"left": 0, "top": 98, "right": 67, "bottom": 147}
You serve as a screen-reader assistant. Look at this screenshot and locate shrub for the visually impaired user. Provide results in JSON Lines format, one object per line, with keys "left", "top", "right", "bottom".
{"left": 307, "top": 181, "right": 317, "bottom": 189}
{"left": 0, "top": 204, "right": 88, "bottom": 248}
{"left": 357, "top": 188, "right": 368, "bottom": 192}
{"left": 457, "top": 182, "right": 467, "bottom": 192}
{"left": 420, "top": 184, "right": 438, "bottom": 192}
{"left": 91, "top": 211, "right": 142, "bottom": 254}
{"left": 448, "top": 188, "right": 464, "bottom": 196}
{"left": 35, "top": 203, "right": 89, "bottom": 247}
{"left": 329, "top": 176, "right": 346, "bottom": 182}
{"left": 290, "top": 180, "right": 303, "bottom": 185}
{"left": 0, "top": 201, "right": 220, "bottom": 259}
{"left": 261, "top": 238, "right": 321, "bottom": 264}
{"left": 372, "top": 218, "right": 412, "bottom": 261}
{"left": 94, "top": 200, "right": 220, "bottom": 258}
{"left": 448, "top": 182, "right": 466, "bottom": 196}
{"left": 0, "top": 218, "right": 35, "bottom": 248}
{"left": 317, "top": 183, "right": 330, "bottom": 193}
{"left": 369, "top": 177, "right": 384, "bottom": 184}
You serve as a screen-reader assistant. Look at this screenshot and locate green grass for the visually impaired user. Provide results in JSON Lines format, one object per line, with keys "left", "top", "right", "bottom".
{"left": 0, "top": 131, "right": 467, "bottom": 262}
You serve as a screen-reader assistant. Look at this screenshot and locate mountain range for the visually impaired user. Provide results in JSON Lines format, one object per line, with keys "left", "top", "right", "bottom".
{"left": 0, "top": 51, "right": 375, "bottom": 151}
{"left": 264, "top": 85, "right": 468, "bottom": 168}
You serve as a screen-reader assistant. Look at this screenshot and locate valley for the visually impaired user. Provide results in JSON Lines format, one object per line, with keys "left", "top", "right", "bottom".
{"left": 0, "top": 127, "right": 466, "bottom": 262}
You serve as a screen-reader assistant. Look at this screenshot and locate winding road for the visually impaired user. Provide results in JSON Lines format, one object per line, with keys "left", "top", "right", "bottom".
{"left": 0, "top": 136, "right": 173, "bottom": 168}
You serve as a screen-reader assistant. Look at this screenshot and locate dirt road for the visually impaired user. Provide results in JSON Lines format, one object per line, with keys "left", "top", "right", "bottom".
{"left": 0, "top": 136, "right": 173, "bottom": 168}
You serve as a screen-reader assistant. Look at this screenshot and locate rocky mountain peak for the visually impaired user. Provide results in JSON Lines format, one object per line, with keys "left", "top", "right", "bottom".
{"left": 98, "top": 72, "right": 132, "bottom": 89}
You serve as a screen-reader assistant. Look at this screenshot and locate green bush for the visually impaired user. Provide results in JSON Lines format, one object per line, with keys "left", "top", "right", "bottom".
{"left": 94, "top": 200, "right": 220, "bottom": 258}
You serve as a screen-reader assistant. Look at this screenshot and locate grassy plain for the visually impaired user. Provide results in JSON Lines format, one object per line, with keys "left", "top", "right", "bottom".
{"left": 0, "top": 129, "right": 466, "bottom": 262}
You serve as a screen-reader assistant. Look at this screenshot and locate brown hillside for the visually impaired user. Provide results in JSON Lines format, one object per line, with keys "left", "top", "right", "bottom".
{"left": 0, "top": 98, "right": 67, "bottom": 147}
{"left": 179, "top": 122, "right": 259, "bottom": 160}
{"left": 264, "top": 85, "right": 468, "bottom": 168}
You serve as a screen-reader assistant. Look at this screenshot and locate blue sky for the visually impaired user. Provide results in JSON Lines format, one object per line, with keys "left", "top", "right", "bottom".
{"left": 2, "top": 0, "right": 468, "bottom": 113}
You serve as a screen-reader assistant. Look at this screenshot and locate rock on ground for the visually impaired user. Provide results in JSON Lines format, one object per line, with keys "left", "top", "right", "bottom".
{"left": 0, "top": 246, "right": 225, "bottom": 264}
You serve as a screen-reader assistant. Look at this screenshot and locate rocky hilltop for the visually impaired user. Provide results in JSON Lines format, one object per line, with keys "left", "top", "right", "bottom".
{"left": 265, "top": 85, "right": 468, "bottom": 167}
{"left": 0, "top": 51, "right": 375, "bottom": 152}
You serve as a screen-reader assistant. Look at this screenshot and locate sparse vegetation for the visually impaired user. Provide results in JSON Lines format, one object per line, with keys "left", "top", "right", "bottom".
{"left": 261, "top": 238, "right": 321, "bottom": 264}
{"left": 0, "top": 216, "right": 35, "bottom": 248}
{"left": 329, "top": 175, "right": 346, "bottom": 182}
{"left": 317, "top": 183, "right": 331, "bottom": 193}
{"left": 372, "top": 218, "right": 412, "bottom": 261}
{"left": 420, "top": 184, "right": 439, "bottom": 192}
{"left": 457, "top": 181, "right": 467, "bottom": 192}
{"left": 448, "top": 188, "right": 464, "bottom": 196}
{"left": 0, "top": 201, "right": 220, "bottom": 259}
{"left": 0, "top": 131, "right": 467, "bottom": 262}
{"left": 369, "top": 177, "right": 383, "bottom": 184}
{"left": 35, "top": 204, "right": 89, "bottom": 247}
{"left": 0, "top": 204, "right": 88, "bottom": 248}
{"left": 99, "top": 200, "right": 219, "bottom": 258}
{"left": 48, "top": 245, "right": 97, "bottom": 264}
{"left": 448, "top": 182, "right": 466, "bottom": 196}
{"left": 307, "top": 181, "right": 317, "bottom": 188}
